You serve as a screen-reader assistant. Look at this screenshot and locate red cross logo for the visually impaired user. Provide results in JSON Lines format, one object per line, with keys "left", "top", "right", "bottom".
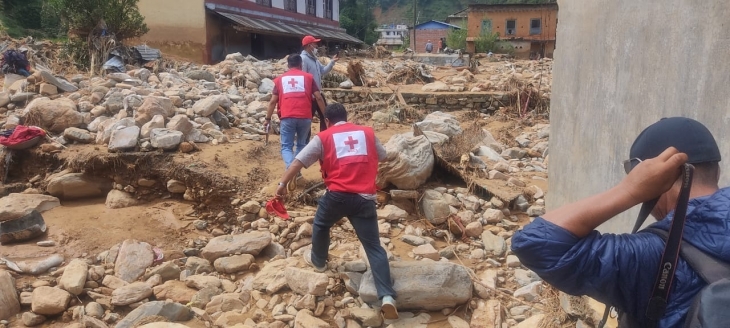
{"left": 288, "top": 78, "right": 298, "bottom": 88}
{"left": 344, "top": 135, "right": 359, "bottom": 150}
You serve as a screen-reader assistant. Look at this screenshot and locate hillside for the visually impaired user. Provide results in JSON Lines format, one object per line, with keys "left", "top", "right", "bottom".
{"left": 374, "top": 0, "right": 556, "bottom": 25}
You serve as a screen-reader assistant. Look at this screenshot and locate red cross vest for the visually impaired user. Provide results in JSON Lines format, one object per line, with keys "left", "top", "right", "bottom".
{"left": 274, "top": 69, "right": 314, "bottom": 119}
{"left": 318, "top": 123, "right": 379, "bottom": 194}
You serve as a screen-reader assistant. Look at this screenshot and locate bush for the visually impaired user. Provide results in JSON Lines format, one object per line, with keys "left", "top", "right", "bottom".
{"left": 46, "top": 0, "right": 149, "bottom": 40}
{"left": 446, "top": 28, "right": 466, "bottom": 51}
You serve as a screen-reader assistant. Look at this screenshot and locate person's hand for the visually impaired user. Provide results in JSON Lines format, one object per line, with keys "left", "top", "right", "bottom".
{"left": 332, "top": 54, "right": 339, "bottom": 62}
{"left": 263, "top": 120, "right": 270, "bottom": 132}
{"left": 619, "top": 147, "right": 688, "bottom": 203}
{"left": 275, "top": 183, "right": 288, "bottom": 199}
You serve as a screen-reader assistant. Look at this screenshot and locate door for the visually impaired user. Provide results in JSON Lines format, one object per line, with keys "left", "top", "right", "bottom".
{"left": 481, "top": 19, "right": 492, "bottom": 34}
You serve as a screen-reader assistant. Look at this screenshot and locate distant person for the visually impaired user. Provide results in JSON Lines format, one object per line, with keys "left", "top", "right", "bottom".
{"left": 266, "top": 54, "right": 327, "bottom": 178}
{"left": 300, "top": 35, "right": 339, "bottom": 138}
{"left": 1, "top": 48, "right": 31, "bottom": 77}
{"left": 437, "top": 39, "right": 442, "bottom": 53}
{"left": 425, "top": 40, "right": 433, "bottom": 53}
{"left": 273, "top": 103, "right": 399, "bottom": 320}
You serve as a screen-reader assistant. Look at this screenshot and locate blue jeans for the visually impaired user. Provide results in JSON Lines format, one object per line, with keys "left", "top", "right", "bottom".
{"left": 16, "top": 68, "right": 30, "bottom": 77}
{"left": 311, "top": 191, "right": 397, "bottom": 300}
{"left": 279, "top": 118, "right": 312, "bottom": 169}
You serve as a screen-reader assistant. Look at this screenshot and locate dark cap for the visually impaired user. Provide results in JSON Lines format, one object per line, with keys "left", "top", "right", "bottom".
{"left": 629, "top": 117, "right": 721, "bottom": 164}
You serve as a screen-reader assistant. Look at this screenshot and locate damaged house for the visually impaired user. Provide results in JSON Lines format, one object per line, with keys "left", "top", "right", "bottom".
{"left": 137, "top": 0, "right": 362, "bottom": 63}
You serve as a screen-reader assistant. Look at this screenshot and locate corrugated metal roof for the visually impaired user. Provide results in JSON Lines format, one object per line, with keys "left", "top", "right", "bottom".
{"left": 216, "top": 11, "right": 363, "bottom": 44}
{"left": 133, "top": 45, "right": 162, "bottom": 61}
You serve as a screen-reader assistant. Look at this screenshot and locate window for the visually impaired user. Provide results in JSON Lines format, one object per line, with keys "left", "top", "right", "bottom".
{"left": 481, "top": 19, "right": 492, "bottom": 33}
{"left": 324, "top": 0, "right": 334, "bottom": 20}
{"left": 530, "top": 18, "right": 542, "bottom": 35}
{"left": 284, "top": 0, "right": 297, "bottom": 12}
{"left": 306, "top": 0, "right": 316, "bottom": 16}
{"left": 256, "top": 0, "right": 271, "bottom": 7}
{"left": 506, "top": 20, "right": 516, "bottom": 35}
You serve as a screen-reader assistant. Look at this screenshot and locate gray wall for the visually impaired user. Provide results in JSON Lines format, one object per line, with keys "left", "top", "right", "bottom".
{"left": 549, "top": 0, "right": 730, "bottom": 233}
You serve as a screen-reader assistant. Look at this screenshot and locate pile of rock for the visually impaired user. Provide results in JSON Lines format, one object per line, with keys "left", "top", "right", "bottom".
{"left": 0, "top": 53, "right": 288, "bottom": 153}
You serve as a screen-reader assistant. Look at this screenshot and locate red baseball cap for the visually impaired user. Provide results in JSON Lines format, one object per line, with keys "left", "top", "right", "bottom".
{"left": 302, "top": 35, "right": 321, "bottom": 46}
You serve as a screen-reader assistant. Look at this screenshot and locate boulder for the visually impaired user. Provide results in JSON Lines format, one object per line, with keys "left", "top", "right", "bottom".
{"left": 185, "top": 70, "right": 215, "bottom": 82}
{"left": 258, "top": 78, "right": 275, "bottom": 94}
{"left": 31, "top": 286, "right": 71, "bottom": 315}
{"left": 166, "top": 115, "right": 193, "bottom": 135}
{"left": 420, "top": 190, "right": 451, "bottom": 225}
{"left": 63, "top": 127, "right": 94, "bottom": 143}
{"left": 59, "top": 259, "right": 88, "bottom": 295}
{"left": 339, "top": 80, "right": 354, "bottom": 89}
{"left": 285, "top": 267, "right": 329, "bottom": 296}
{"left": 213, "top": 254, "right": 254, "bottom": 274}
{"left": 21, "top": 97, "right": 83, "bottom": 133}
{"left": 192, "top": 95, "right": 226, "bottom": 117}
{"left": 481, "top": 231, "right": 506, "bottom": 257}
{"left": 22, "top": 312, "right": 46, "bottom": 326}
{"left": 153, "top": 280, "right": 196, "bottom": 303}
{"left": 0, "top": 210, "right": 46, "bottom": 244}
{"left": 0, "top": 270, "right": 20, "bottom": 320}
{"left": 111, "top": 282, "right": 154, "bottom": 306}
{"left": 166, "top": 180, "right": 186, "bottom": 194}
{"left": 358, "top": 262, "right": 471, "bottom": 311}
{"left": 252, "top": 258, "right": 296, "bottom": 293}
{"left": 144, "top": 261, "right": 181, "bottom": 282}
{"left": 422, "top": 81, "right": 450, "bottom": 92}
{"left": 414, "top": 112, "right": 463, "bottom": 138}
{"left": 204, "top": 293, "right": 247, "bottom": 315}
{"left": 150, "top": 129, "right": 184, "bottom": 150}
{"left": 135, "top": 96, "right": 174, "bottom": 125}
{"left": 105, "top": 190, "right": 141, "bottom": 209}
{"left": 108, "top": 126, "right": 140, "bottom": 151}
{"left": 114, "top": 239, "right": 154, "bottom": 282}
{"left": 376, "top": 205, "right": 408, "bottom": 221}
{"left": 0, "top": 193, "right": 59, "bottom": 222}
{"left": 46, "top": 173, "right": 111, "bottom": 200}
{"left": 376, "top": 134, "right": 434, "bottom": 190}
{"left": 200, "top": 231, "right": 272, "bottom": 261}
{"left": 141, "top": 115, "right": 165, "bottom": 138}
{"left": 114, "top": 301, "right": 192, "bottom": 328}
{"left": 294, "top": 310, "right": 328, "bottom": 328}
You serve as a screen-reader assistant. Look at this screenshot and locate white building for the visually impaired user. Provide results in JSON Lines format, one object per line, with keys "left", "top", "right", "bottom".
{"left": 375, "top": 24, "right": 408, "bottom": 48}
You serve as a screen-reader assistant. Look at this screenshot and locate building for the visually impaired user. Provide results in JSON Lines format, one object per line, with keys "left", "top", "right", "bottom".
{"left": 410, "top": 20, "right": 462, "bottom": 53}
{"left": 137, "top": 0, "right": 362, "bottom": 63}
{"left": 466, "top": 3, "right": 558, "bottom": 58}
{"left": 446, "top": 9, "right": 467, "bottom": 28}
{"left": 375, "top": 24, "right": 408, "bottom": 49}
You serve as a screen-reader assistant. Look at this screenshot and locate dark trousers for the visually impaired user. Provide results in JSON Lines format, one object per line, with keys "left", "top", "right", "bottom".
{"left": 310, "top": 191, "right": 397, "bottom": 300}
{"left": 307, "top": 98, "right": 327, "bottom": 142}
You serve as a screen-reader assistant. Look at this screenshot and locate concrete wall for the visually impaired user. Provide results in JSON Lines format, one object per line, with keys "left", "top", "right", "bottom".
{"left": 411, "top": 29, "right": 450, "bottom": 53}
{"left": 138, "top": 0, "right": 206, "bottom": 44}
{"left": 549, "top": 0, "right": 730, "bottom": 233}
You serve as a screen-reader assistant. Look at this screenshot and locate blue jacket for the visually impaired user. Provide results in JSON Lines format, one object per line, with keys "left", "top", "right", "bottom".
{"left": 512, "top": 187, "right": 730, "bottom": 327}
{"left": 300, "top": 50, "right": 335, "bottom": 90}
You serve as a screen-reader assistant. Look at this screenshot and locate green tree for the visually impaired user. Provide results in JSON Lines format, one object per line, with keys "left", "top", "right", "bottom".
{"left": 340, "top": 0, "right": 378, "bottom": 44}
{"left": 45, "top": 0, "right": 148, "bottom": 40}
{"left": 446, "top": 28, "right": 466, "bottom": 51}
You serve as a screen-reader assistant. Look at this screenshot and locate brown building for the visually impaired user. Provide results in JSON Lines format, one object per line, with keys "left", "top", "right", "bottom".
{"left": 410, "top": 20, "right": 462, "bottom": 53}
{"left": 466, "top": 3, "right": 558, "bottom": 59}
{"left": 137, "top": 0, "right": 361, "bottom": 64}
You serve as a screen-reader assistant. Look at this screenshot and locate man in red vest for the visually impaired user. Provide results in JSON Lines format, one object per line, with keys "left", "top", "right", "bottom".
{"left": 266, "top": 54, "right": 326, "bottom": 170}
{"left": 273, "top": 103, "right": 399, "bottom": 320}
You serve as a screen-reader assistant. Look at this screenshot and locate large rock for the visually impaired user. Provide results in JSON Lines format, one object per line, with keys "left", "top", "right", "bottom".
{"left": 213, "top": 254, "right": 254, "bottom": 274}
{"left": 294, "top": 310, "right": 328, "bottom": 328}
{"left": 376, "top": 205, "right": 408, "bottom": 221}
{"left": 105, "top": 190, "right": 140, "bottom": 209}
{"left": 415, "top": 112, "right": 463, "bottom": 138}
{"left": 111, "top": 282, "right": 153, "bottom": 306}
{"left": 114, "top": 301, "right": 192, "bottom": 328}
{"left": 420, "top": 190, "right": 451, "bottom": 225}
{"left": 0, "top": 193, "right": 60, "bottom": 222}
{"left": 200, "top": 231, "right": 272, "bottom": 261}
{"left": 115, "top": 239, "right": 154, "bottom": 282}
{"left": 185, "top": 70, "right": 215, "bottom": 82}
{"left": 358, "top": 261, "right": 472, "bottom": 311}
{"left": 150, "top": 129, "right": 184, "bottom": 150}
{"left": 46, "top": 173, "right": 111, "bottom": 200}
{"left": 252, "top": 258, "right": 296, "bottom": 294}
{"left": 0, "top": 270, "right": 20, "bottom": 320}
{"left": 22, "top": 312, "right": 46, "bottom": 326}
{"left": 422, "top": 81, "right": 450, "bottom": 92}
{"left": 192, "top": 95, "right": 226, "bottom": 117}
{"left": 153, "top": 280, "right": 196, "bottom": 303}
{"left": 141, "top": 115, "right": 165, "bottom": 138}
{"left": 376, "top": 134, "right": 434, "bottom": 190}
{"left": 59, "top": 259, "right": 88, "bottom": 295}
{"left": 258, "top": 78, "right": 275, "bottom": 94}
{"left": 481, "top": 231, "right": 506, "bottom": 257}
{"left": 145, "top": 261, "right": 181, "bottom": 282}
{"left": 204, "top": 293, "right": 247, "bottom": 315}
{"left": 108, "top": 126, "right": 140, "bottom": 151}
{"left": 31, "top": 286, "right": 71, "bottom": 315}
{"left": 285, "top": 267, "right": 329, "bottom": 296}
{"left": 63, "top": 127, "right": 94, "bottom": 143}
{"left": 166, "top": 115, "right": 193, "bottom": 135}
{"left": 0, "top": 92, "right": 9, "bottom": 108}
{"left": 21, "top": 97, "right": 83, "bottom": 133}
{"left": 135, "top": 96, "right": 174, "bottom": 125}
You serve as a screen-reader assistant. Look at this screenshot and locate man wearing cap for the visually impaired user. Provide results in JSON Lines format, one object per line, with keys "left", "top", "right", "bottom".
{"left": 266, "top": 54, "right": 327, "bottom": 171}
{"left": 511, "top": 117, "right": 730, "bottom": 327}
{"left": 301, "top": 35, "right": 339, "bottom": 137}
{"left": 273, "top": 103, "right": 399, "bottom": 320}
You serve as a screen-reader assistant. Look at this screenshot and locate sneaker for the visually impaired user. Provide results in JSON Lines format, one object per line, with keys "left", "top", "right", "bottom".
{"left": 381, "top": 295, "right": 399, "bottom": 320}
{"left": 303, "top": 249, "right": 327, "bottom": 273}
